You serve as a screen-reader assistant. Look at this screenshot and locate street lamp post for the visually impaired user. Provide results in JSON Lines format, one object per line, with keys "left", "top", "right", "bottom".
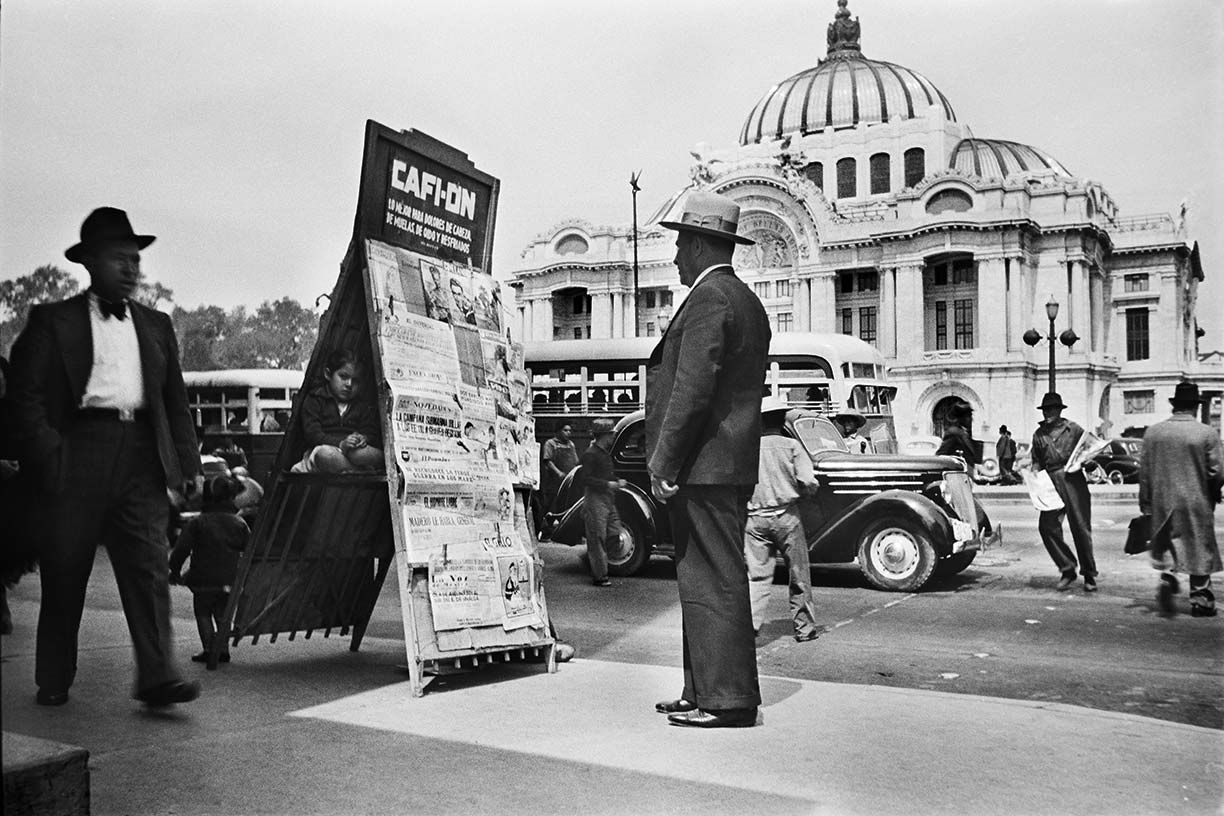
{"left": 1023, "top": 296, "right": 1079, "bottom": 392}
{"left": 629, "top": 171, "right": 641, "bottom": 337}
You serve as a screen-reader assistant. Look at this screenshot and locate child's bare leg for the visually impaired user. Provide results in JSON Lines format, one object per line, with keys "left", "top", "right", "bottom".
{"left": 312, "top": 445, "right": 353, "bottom": 473}
{"left": 347, "top": 446, "right": 384, "bottom": 471}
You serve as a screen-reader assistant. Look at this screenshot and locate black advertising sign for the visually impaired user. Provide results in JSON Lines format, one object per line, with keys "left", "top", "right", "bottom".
{"left": 355, "top": 121, "right": 500, "bottom": 272}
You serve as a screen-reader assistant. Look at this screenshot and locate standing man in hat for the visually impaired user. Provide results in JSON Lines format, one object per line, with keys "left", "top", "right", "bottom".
{"left": 7, "top": 207, "right": 203, "bottom": 707}
{"left": 1139, "top": 380, "right": 1223, "bottom": 617}
{"left": 744, "top": 397, "right": 822, "bottom": 642}
{"left": 647, "top": 190, "right": 770, "bottom": 728}
{"left": 579, "top": 417, "right": 624, "bottom": 587}
{"left": 1030, "top": 392, "right": 1098, "bottom": 591}
{"left": 996, "top": 425, "right": 1018, "bottom": 484}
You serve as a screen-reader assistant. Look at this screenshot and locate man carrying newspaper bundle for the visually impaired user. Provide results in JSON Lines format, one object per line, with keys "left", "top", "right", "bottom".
{"left": 1026, "top": 392, "right": 1107, "bottom": 592}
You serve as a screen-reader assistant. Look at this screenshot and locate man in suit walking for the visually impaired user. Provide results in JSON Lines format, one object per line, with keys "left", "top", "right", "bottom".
{"left": 646, "top": 190, "right": 770, "bottom": 728}
{"left": 8, "top": 207, "right": 203, "bottom": 707}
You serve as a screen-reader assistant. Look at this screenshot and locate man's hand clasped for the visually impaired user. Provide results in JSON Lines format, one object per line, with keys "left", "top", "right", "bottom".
{"left": 650, "top": 472, "right": 679, "bottom": 502}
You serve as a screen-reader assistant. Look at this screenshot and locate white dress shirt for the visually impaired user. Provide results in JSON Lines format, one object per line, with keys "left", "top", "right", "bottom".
{"left": 80, "top": 293, "right": 146, "bottom": 412}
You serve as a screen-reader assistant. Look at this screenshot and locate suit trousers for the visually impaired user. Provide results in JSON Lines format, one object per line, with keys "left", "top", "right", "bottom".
{"left": 670, "top": 484, "right": 761, "bottom": 711}
{"left": 1038, "top": 468, "right": 1097, "bottom": 579}
{"left": 36, "top": 416, "right": 181, "bottom": 696}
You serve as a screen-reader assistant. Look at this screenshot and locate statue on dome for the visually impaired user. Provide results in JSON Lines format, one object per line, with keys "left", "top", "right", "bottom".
{"left": 826, "top": 0, "right": 861, "bottom": 55}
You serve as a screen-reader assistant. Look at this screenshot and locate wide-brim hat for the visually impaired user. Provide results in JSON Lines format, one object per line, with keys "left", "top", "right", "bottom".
{"left": 1038, "top": 392, "right": 1067, "bottom": 410}
{"left": 1170, "top": 380, "right": 1201, "bottom": 407}
{"left": 659, "top": 190, "right": 754, "bottom": 246}
{"left": 65, "top": 207, "right": 155, "bottom": 263}
{"left": 833, "top": 410, "right": 867, "bottom": 431}
{"left": 590, "top": 418, "right": 617, "bottom": 436}
{"left": 760, "top": 396, "right": 790, "bottom": 415}
{"left": 998, "top": 425, "right": 1009, "bottom": 434}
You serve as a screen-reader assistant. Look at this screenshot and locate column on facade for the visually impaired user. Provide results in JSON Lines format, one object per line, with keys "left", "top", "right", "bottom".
{"left": 892, "top": 264, "right": 924, "bottom": 364}
{"left": 878, "top": 267, "right": 897, "bottom": 359}
{"left": 610, "top": 290, "right": 622, "bottom": 339}
{"left": 532, "top": 296, "right": 553, "bottom": 341}
{"left": 1004, "top": 256, "right": 1024, "bottom": 352}
{"left": 809, "top": 273, "right": 837, "bottom": 333}
{"left": 1068, "top": 260, "right": 1090, "bottom": 356}
{"left": 977, "top": 258, "right": 1007, "bottom": 353}
{"left": 795, "top": 277, "right": 811, "bottom": 332}
{"left": 590, "top": 292, "right": 612, "bottom": 339}
{"left": 521, "top": 300, "right": 534, "bottom": 343}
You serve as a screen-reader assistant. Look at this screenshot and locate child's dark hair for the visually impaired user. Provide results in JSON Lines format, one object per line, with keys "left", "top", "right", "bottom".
{"left": 323, "top": 348, "right": 361, "bottom": 377}
{"left": 203, "top": 474, "right": 241, "bottom": 506}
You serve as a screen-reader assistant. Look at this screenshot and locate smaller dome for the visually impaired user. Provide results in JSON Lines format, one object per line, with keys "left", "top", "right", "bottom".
{"left": 949, "top": 138, "right": 1073, "bottom": 180}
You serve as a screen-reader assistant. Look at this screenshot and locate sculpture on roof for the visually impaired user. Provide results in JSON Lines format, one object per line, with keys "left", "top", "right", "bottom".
{"left": 826, "top": 0, "right": 861, "bottom": 55}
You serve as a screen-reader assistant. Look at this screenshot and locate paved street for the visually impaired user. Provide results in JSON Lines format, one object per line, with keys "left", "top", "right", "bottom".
{"left": 3, "top": 489, "right": 1223, "bottom": 815}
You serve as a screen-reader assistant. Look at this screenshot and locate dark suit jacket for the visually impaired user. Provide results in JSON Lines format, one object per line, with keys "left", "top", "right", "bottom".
{"left": 7, "top": 293, "right": 201, "bottom": 493}
{"left": 645, "top": 266, "right": 770, "bottom": 486}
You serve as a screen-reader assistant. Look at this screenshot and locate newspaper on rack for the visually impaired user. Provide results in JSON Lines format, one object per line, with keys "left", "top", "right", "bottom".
{"left": 366, "top": 237, "right": 541, "bottom": 634}
{"left": 1065, "top": 430, "right": 1111, "bottom": 474}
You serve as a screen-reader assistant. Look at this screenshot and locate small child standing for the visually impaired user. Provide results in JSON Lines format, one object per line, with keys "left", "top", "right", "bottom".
{"left": 292, "top": 349, "right": 384, "bottom": 473}
{"left": 170, "top": 475, "right": 250, "bottom": 663}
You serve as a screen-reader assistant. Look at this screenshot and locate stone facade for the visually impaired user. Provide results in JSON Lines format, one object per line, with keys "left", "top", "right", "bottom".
{"left": 508, "top": 1, "right": 1220, "bottom": 443}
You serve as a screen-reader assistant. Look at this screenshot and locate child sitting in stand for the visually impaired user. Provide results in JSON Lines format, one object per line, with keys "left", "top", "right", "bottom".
{"left": 292, "top": 349, "right": 384, "bottom": 473}
{"left": 170, "top": 474, "right": 250, "bottom": 663}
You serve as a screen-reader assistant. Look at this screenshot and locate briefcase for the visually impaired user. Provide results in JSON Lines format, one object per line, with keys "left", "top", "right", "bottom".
{"left": 1125, "top": 514, "right": 1151, "bottom": 555}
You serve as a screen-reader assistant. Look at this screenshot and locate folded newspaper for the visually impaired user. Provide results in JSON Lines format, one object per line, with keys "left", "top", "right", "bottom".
{"left": 1064, "top": 431, "right": 1111, "bottom": 474}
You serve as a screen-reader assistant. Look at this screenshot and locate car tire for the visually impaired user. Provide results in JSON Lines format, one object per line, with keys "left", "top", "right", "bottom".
{"left": 606, "top": 514, "right": 650, "bottom": 577}
{"left": 936, "top": 550, "right": 976, "bottom": 575}
{"left": 1107, "top": 468, "right": 1126, "bottom": 485}
{"left": 857, "top": 518, "right": 938, "bottom": 592}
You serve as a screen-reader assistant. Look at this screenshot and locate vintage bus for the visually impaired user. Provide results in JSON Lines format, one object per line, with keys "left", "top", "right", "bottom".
{"left": 182, "top": 368, "right": 305, "bottom": 485}
{"left": 524, "top": 332, "right": 897, "bottom": 452}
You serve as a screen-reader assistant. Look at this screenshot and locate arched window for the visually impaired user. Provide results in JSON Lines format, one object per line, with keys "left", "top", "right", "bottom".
{"left": 555, "top": 234, "right": 589, "bottom": 255}
{"left": 804, "top": 162, "right": 823, "bottom": 191}
{"left": 904, "top": 148, "right": 925, "bottom": 188}
{"left": 869, "top": 153, "right": 890, "bottom": 195}
{"left": 836, "top": 157, "right": 856, "bottom": 199}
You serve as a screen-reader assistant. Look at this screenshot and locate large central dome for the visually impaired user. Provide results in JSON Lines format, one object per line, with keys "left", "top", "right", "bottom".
{"left": 740, "top": 0, "right": 956, "bottom": 145}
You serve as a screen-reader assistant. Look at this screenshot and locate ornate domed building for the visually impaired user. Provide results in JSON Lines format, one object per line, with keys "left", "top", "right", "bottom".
{"left": 510, "top": 0, "right": 1217, "bottom": 442}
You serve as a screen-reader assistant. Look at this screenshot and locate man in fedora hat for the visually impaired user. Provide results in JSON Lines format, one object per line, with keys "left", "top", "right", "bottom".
{"left": 1139, "top": 380, "right": 1223, "bottom": 616}
{"left": 579, "top": 417, "right": 625, "bottom": 587}
{"left": 7, "top": 207, "right": 202, "bottom": 708}
{"left": 1031, "top": 391, "right": 1098, "bottom": 591}
{"left": 646, "top": 190, "right": 770, "bottom": 728}
{"left": 744, "top": 397, "right": 822, "bottom": 642}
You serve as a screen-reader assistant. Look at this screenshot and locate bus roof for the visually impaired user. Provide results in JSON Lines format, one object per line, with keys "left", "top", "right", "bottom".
{"left": 182, "top": 369, "right": 305, "bottom": 388}
{"left": 524, "top": 333, "right": 882, "bottom": 365}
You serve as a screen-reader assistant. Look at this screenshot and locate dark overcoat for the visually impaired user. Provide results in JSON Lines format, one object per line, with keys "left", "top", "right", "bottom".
{"left": 1139, "top": 414, "right": 1223, "bottom": 575}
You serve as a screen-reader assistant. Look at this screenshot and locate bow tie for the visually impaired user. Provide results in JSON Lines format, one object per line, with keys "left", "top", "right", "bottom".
{"left": 99, "top": 299, "right": 128, "bottom": 321}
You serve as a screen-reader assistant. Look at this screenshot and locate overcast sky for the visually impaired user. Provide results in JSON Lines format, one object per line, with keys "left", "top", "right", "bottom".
{"left": 2, "top": 0, "right": 1221, "bottom": 345}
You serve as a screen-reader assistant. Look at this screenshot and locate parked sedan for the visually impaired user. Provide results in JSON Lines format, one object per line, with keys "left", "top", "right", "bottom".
{"left": 544, "top": 410, "right": 1001, "bottom": 592}
{"left": 1082, "top": 438, "right": 1143, "bottom": 484}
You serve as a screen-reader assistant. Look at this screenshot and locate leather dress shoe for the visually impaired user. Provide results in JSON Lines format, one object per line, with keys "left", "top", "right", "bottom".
{"left": 1190, "top": 605, "right": 1218, "bottom": 618}
{"left": 1083, "top": 578, "right": 1098, "bottom": 593}
{"left": 667, "top": 708, "right": 758, "bottom": 728}
{"left": 136, "top": 680, "right": 201, "bottom": 708}
{"left": 655, "top": 698, "right": 698, "bottom": 714}
{"left": 1056, "top": 573, "right": 1077, "bottom": 591}
{"left": 36, "top": 689, "right": 69, "bottom": 706}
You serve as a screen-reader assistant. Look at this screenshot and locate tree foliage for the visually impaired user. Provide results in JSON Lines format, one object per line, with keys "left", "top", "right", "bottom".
{"left": 1, "top": 264, "right": 316, "bottom": 372}
{"left": 0, "top": 265, "right": 80, "bottom": 356}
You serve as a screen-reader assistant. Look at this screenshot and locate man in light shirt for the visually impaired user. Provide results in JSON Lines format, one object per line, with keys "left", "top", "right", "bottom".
{"left": 8, "top": 207, "right": 202, "bottom": 708}
{"left": 744, "top": 398, "right": 822, "bottom": 642}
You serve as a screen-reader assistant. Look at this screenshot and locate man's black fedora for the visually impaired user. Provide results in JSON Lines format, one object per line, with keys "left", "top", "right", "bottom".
{"left": 1170, "top": 380, "right": 1201, "bottom": 408}
{"left": 65, "top": 207, "right": 156, "bottom": 263}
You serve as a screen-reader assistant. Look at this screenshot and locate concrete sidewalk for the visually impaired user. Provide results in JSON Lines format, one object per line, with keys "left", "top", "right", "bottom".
{"left": 2, "top": 590, "right": 1221, "bottom": 816}
{"left": 976, "top": 483, "right": 1138, "bottom": 504}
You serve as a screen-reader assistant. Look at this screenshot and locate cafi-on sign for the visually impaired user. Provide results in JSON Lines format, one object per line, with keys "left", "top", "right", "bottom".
{"left": 357, "top": 121, "right": 499, "bottom": 271}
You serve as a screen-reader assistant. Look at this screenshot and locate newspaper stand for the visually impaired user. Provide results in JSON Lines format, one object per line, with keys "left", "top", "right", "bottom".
{"left": 212, "top": 122, "right": 554, "bottom": 695}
